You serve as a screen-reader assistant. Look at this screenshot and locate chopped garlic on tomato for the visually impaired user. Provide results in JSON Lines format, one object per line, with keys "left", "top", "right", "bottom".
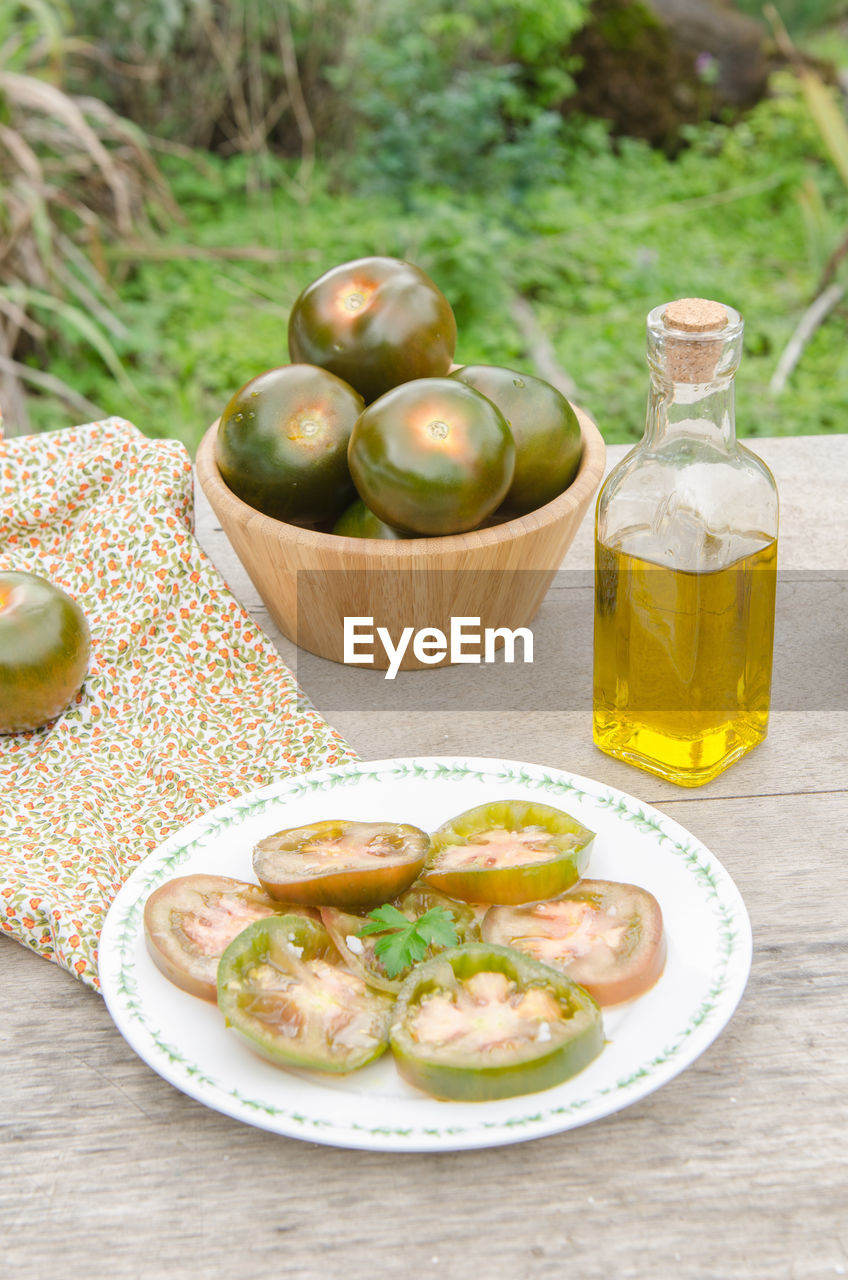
{"left": 516, "top": 901, "right": 626, "bottom": 961}
{"left": 410, "top": 971, "right": 563, "bottom": 1053}
{"left": 434, "top": 825, "right": 567, "bottom": 870}
{"left": 465, "top": 970, "right": 512, "bottom": 1004}
{"left": 244, "top": 958, "right": 381, "bottom": 1050}
{"left": 261, "top": 830, "right": 405, "bottom": 875}
{"left": 512, "top": 985, "right": 562, "bottom": 1022}
{"left": 177, "top": 893, "right": 274, "bottom": 953}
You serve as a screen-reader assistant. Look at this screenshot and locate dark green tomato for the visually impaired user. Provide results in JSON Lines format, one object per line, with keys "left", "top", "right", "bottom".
{"left": 331, "top": 497, "right": 409, "bottom": 540}
{"left": 215, "top": 364, "right": 363, "bottom": 525}
{"left": 389, "top": 943, "right": 603, "bottom": 1101}
{"left": 287, "top": 256, "right": 457, "bottom": 404}
{"left": 253, "top": 819, "right": 430, "bottom": 911}
{"left": 348, "top": 378, "right": 515, "bottom": 536}
{"left": 0, "top": 571, "right": 90, "bottom": 734}
{"left": 217, "top": 915, "right": 394, "bottom": 1073}
{"left": 450, "top": 364, "right": 583, "bottom": 516}
{"left": 423, "top": 799, "right": 595, "bottom": 906}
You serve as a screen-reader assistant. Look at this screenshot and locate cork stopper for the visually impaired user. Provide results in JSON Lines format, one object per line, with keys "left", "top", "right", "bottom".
{"left": 661, "top": 297, "right": 730, "bottom": 383}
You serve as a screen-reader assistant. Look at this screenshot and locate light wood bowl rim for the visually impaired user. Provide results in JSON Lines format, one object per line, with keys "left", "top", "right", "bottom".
{"left": 195, "top": 403, "right": 605, "bottom": 558}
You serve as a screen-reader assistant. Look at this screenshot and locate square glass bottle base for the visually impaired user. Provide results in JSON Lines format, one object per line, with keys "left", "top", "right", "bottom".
{"left": 592, "top": 711, "right": 768, "bottom": 788}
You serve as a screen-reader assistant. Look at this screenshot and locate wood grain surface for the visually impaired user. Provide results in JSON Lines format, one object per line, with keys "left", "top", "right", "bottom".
{"left": 2, "top": 435, "right": 846, "bottom": 1280}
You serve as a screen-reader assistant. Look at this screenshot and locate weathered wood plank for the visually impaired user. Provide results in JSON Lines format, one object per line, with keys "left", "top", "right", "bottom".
{"left": 2, "top": 435, "right": 846, "bottom": 1280}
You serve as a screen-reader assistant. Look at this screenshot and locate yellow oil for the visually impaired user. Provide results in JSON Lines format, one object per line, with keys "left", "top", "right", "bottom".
{"left": 593, "top": 534, "right": 777, "bottom": 786}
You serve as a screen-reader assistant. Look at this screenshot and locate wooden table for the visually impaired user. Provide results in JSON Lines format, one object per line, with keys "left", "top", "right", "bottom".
{"left": 3, "top": 436, "right": 846, "bottom": 1280}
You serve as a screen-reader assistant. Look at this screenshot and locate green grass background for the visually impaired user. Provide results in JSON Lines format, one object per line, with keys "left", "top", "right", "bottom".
{"left": 27, "top": 71, "right": 848, "bottom": 452}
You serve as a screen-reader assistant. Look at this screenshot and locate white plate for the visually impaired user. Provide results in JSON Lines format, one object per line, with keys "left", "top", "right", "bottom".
{"left": 99, "top": 756, "right": 752, "bottom": 1152}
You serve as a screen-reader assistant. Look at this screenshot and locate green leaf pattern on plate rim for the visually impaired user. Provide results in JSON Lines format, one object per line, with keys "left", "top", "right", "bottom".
{"left": 110, "top": 758, "right": 747, "bottom": 1140}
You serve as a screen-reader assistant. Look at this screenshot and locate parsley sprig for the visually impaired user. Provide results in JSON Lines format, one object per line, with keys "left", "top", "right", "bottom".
{"left": 358, "top": 904, "right": 458, "bottom": 978}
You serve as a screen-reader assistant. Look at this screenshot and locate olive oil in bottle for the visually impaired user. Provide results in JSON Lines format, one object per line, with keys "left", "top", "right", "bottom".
{"left": 592, "top": 299, "right": 778, "bottom": 787}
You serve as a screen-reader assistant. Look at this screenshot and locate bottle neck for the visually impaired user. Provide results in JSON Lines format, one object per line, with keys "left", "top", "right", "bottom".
{"left": 644, "top": 374, "right": 737, "bottom": 452}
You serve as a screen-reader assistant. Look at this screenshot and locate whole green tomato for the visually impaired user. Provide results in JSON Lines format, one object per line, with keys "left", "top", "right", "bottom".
{"left": 348, "top": 378, "right": 515, "bottom": 536}
{"left": 215, "top": 364, "right": 363, "bottom": 525}
{"left": 288, "top": 257, "right": 457, "bottom": 404}
{"left": 450, "top": 364, "right": 582, "bottom": 515}
{"left": 0, "top": 570, "right": 90, "bottom": 733}
{"left": 331, "top": 498, "right": 409, "bottom": 540}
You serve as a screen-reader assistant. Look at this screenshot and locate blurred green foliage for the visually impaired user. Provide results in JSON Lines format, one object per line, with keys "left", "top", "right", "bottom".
{"left": 66, "top": 0, "right": 358, "bottom": 153}
{"left": 327, "top": 0, "right": 589, "bottom": 197}
{"left": 735, "top": 1, "right": 847, "bottom": 36}
{"left": 0, "top": 0, "right": 172, "bottom": 432}
{"left": 7, "top": 0, "right": 848, "bottom": 448}
{"left": 25, "top": 68, "right": 848, "bottom": 450}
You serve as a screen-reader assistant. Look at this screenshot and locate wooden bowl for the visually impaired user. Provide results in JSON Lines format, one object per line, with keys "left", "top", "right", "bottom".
{"left": 195, "top": 405, "right": 605, "bottom": 670}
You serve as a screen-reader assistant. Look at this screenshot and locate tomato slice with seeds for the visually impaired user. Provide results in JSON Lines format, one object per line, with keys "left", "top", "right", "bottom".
{"left": 215, "top": 363, "right": 363, "bottom": 526}
{"left": 422, "top": 801, "right": 594, "bottom": 905}
{"left": 389, "top": 943, "right": 603, "bottom": 1101}
{"left": 217, "top": 915, "right": 394, "bottom": 1073}
{"left": 320, "top": 885, "right": 480, "bottom": 994}
{"left": 253, "top": 819, "right": 430, "bottom": 911}
{"left": 481, "top": 880, "right": 666, "bottom": 1006}
{"left": 143, "top": 874, "right": 313, "bottom": 1001}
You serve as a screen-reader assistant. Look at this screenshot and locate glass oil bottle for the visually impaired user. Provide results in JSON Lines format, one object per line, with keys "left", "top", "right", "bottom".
{"left": 592, "top": 298, "right": 778, "bottom": 787}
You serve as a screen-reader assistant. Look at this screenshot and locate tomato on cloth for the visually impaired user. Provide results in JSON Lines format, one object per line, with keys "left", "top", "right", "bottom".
{"left": 0, "top": 419, "right": 355, "bottom": 990}
{"left": 0, "top": 569, "right": 90, "bottom": 733}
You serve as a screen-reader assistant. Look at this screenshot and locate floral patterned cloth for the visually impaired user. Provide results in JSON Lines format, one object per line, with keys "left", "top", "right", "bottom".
{"left": 0, "top": 418, "right": 355, "bottom": 990}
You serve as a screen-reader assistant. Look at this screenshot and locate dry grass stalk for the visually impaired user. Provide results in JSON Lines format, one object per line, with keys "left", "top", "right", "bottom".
{"left": 0, "top": 3, "right": 173, "bottom": 436}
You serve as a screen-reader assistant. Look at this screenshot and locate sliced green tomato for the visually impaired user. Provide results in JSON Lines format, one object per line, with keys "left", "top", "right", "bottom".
{"left": 423, "top": 800, "right": 595, "bottom": 906}
{"left": 253, "top": 819, "right": 430, "bottom": 911}
{"left": 389, "top": 943, "right": 603, "bottom": 1101}
{"left": 320, "top": 886, "right": 480, "bottom": 994}
{"left": 143, "top": 874, "right": 313, "bottom": 1001}
{"left": 482, "top": 880, "right": 666, "bottom": 1006}
{"left": 217, "top": 915, "right": 394, "bottom": 1073}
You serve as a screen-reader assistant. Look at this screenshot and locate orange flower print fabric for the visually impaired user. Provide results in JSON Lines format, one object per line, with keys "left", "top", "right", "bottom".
{"left": 0, "top": 419, "right": 355, "bottom": 990}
